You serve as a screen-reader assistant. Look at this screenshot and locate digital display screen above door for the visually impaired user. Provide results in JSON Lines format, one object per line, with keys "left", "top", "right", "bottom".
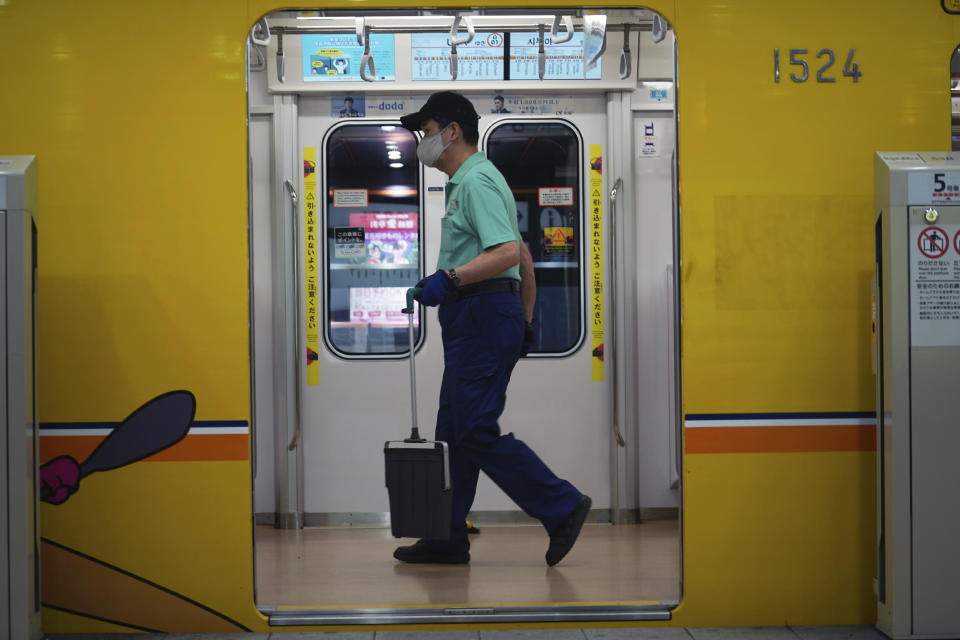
{"left": 509, "top": 32, "right": 601, "bottom": 80}
{"left": 411, "top": 32, "right": 505, "bottom": 81}
{"left": 410, "top": 32, "right": 601, "bottom": 81}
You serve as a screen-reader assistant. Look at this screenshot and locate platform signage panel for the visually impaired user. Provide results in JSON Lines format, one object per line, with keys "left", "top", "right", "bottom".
{"left": 910, "top": 222, "right": 960, "bottom": 346}
{"left": 301, "top": 34, "right": 396, "bottom": 81}
{"left": 908, "top": 170, "right": 960, "bottom": 204}
{"left": 509, "top": 31, "right": 601, "bottom": 80}
{"left": 411, "top": 32, "right": 505, "bottom": 81}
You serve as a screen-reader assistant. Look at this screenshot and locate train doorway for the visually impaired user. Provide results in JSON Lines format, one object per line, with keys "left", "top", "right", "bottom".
{"left": 247, "top": 7, "right": 680, "bottom": 626}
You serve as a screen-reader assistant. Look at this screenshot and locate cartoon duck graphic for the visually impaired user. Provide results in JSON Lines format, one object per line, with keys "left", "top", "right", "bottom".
{"left": 38, "top": 390, "right": 251, "bottom": 632}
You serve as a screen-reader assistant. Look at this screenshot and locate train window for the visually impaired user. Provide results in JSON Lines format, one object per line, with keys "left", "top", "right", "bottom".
{"left": 485, "top": 121, "right": 584, "bottom": 355}
{"left": 322, "top": 123, "right": 422, "bottom": 357}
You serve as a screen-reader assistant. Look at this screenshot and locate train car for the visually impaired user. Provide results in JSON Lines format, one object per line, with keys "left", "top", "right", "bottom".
{"left": 1, "top": 0, "right": 957, "bottom": 636}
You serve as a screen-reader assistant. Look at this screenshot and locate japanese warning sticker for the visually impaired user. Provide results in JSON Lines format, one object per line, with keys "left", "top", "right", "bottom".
{"left": 334, "top": 226, "right": 366, "bottom": 259}
{"left": 911, "top": 223, "right": 960, "bottom": 346}
{"left": 543, "top": 226, "right": 574, "bottom": 255}
{"left": 538, "top": 187, "right": 574, "bottom": 206}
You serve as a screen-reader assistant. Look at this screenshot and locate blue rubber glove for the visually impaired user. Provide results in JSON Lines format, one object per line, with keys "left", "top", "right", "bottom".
{"left": 520, "top": 319, "right": 535, "bottom": 357}
{"left": 417, "top": 270, "right": 454, "bottom": 306}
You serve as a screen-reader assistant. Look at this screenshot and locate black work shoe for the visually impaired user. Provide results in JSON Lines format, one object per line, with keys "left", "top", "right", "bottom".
{"left": 394, "top": 539, "right": 470, "bottom": 564}
{"left": 545, "top": 495, "right": 592, "bottom": 567}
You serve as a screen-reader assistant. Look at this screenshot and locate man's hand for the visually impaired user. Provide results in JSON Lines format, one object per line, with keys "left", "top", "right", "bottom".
{"left": 417, "top": 270, "right": 454, "bottom": 306}
{"left": 520, "top": 319, "right": 535, "bottom": 356}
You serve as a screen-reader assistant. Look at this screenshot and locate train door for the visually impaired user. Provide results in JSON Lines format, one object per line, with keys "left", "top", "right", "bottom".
{"left": 293, "top": 97, "right": 611, "bottom": 531}
{"left": 248, "top": 7, "right": 680, "bottom": 625}
{"left": 479, "top": 110, "right": 610, "bottom": 518}
{"left": 296, "top": 104, "right": 431, "bottom": 523}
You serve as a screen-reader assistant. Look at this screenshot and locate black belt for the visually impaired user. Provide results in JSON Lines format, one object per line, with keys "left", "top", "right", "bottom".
{"left": 443, "top": 277, "right": 519, "bottom": 303}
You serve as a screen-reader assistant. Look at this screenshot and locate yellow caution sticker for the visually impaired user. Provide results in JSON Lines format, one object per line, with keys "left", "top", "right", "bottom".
{"left": 543, "top": 226, "right": 574, "bottom": 255}
{"left": 589, "top": 145, "right": 604, "bottom": 382}
{"left": 304, "top": 148, "right": 320, "bottom": 386}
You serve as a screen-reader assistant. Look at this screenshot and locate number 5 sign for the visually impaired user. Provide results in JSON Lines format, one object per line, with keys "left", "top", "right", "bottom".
{"left": 907, "top": 171, "right": 960, "bottom": 203}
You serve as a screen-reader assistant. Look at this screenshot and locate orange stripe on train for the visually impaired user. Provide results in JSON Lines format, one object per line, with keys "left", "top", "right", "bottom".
{"left": 685, "top": 425, "right": 875, "bottom": 454}
{"left": 40, "top": 434, "right": 249, "bottom": 463}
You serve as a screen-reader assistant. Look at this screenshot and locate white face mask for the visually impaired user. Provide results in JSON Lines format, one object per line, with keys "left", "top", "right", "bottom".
{"left": 416, "top": 124, "right": 451, "bottom": 167}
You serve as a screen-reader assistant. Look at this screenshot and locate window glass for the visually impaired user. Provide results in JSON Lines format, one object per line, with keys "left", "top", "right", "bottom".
{"left": 485, "top": 121, "right": 583, "bottom": 355}
{"left": 323, "top": 123, "right": 422, "bottom": 356}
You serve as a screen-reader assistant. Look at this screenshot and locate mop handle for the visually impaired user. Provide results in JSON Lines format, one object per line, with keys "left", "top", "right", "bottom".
{"left": 406, "top": 307, "right": 422, "bottom": 442}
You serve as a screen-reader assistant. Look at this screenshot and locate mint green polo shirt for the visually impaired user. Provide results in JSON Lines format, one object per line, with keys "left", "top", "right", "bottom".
{"left": 437, "top": 152, "right": 521, "bottom": 281}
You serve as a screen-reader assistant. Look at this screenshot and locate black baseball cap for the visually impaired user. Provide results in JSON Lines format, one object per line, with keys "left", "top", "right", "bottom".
{"left": 400, "top": 91, "right": 480, "bottom": 132}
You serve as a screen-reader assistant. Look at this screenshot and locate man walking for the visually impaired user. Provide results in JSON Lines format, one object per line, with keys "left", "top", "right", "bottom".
{"left": 396, "top": 91, "right": 590, "bottom": 567}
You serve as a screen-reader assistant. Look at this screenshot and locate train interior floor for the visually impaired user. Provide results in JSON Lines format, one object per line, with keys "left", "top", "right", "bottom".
{"left": 255, "top": 520, "right": 679, "bottom": 607}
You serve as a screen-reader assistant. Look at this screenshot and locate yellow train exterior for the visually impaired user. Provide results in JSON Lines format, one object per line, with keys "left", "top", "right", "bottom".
{"left": 1, "top": 0, "right": 957, "bottom": 634}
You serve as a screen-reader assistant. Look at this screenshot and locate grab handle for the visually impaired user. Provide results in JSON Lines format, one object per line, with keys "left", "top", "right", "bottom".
{"left": 284, "top": 179, "right": 301, "bottom": 452}
{"left": 355, "top": 17, "right": 366, "bottom": 46}
{"left": 276, "top": 30, "right": 285, "bottom": 83}
{"left": 652, "top": 14, "right": 667, "bottom": 44}
{"left": 583, "top": 14, "right": 607, "bottom": 74}
{"left": 537, "top": 24, "right": 546, "bottom": 80}
{"left": 357, "top": 19, "right": 376, "bottom": 82}
{"left": 609, "top": 177, "right": 625, "bottom": 448}
{"left": 450, "top": 15, "right": 475, "bottom": 46}
{"left": 550, "top": 15, "right": 574, "bottom": 44}
{"left": 618, "top": 24, "right": 632, "bottom": 79}
{"left": 251, "top": 17, "right": 270, "bottom": 47}
{"left": 360, "top": 52, "right": 376, "bottom": 82}
{"left": 450, "top": 45, "right": 459, "bottom": 80}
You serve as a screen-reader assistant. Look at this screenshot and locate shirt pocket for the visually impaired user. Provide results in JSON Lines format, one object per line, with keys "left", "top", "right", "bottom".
{"left": 438, "top": 214, "right": 454, "bottom": 263}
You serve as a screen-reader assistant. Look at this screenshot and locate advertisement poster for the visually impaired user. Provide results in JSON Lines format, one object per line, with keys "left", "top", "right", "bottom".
{"left": 349, "top": 287, "right": 409, "bottom": 325}
{"left": 301, "top": 33, "right": 396, "bottom": 81}
{"left": 331, "top": 96, "right": 365, "bottom": 118}
{"left": 348, "top": 212, "right": 418, "bottom": 265}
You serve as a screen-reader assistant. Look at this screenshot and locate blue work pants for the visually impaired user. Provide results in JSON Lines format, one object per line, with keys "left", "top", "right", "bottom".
{"left": 432, "top": 290, "right": 583, "bottom": 552}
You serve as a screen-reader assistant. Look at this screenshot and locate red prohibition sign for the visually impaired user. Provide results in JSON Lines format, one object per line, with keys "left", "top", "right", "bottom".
{"left": 955, "top": 229, "right": 960, "bottom": 256}
{"left": 918, "top": 226, "right": 949, "bottom": 259}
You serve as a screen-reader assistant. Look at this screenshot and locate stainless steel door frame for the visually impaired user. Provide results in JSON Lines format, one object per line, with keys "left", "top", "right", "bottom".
{"left": 1, "top": 155, "right": 42, "bottom": 640}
